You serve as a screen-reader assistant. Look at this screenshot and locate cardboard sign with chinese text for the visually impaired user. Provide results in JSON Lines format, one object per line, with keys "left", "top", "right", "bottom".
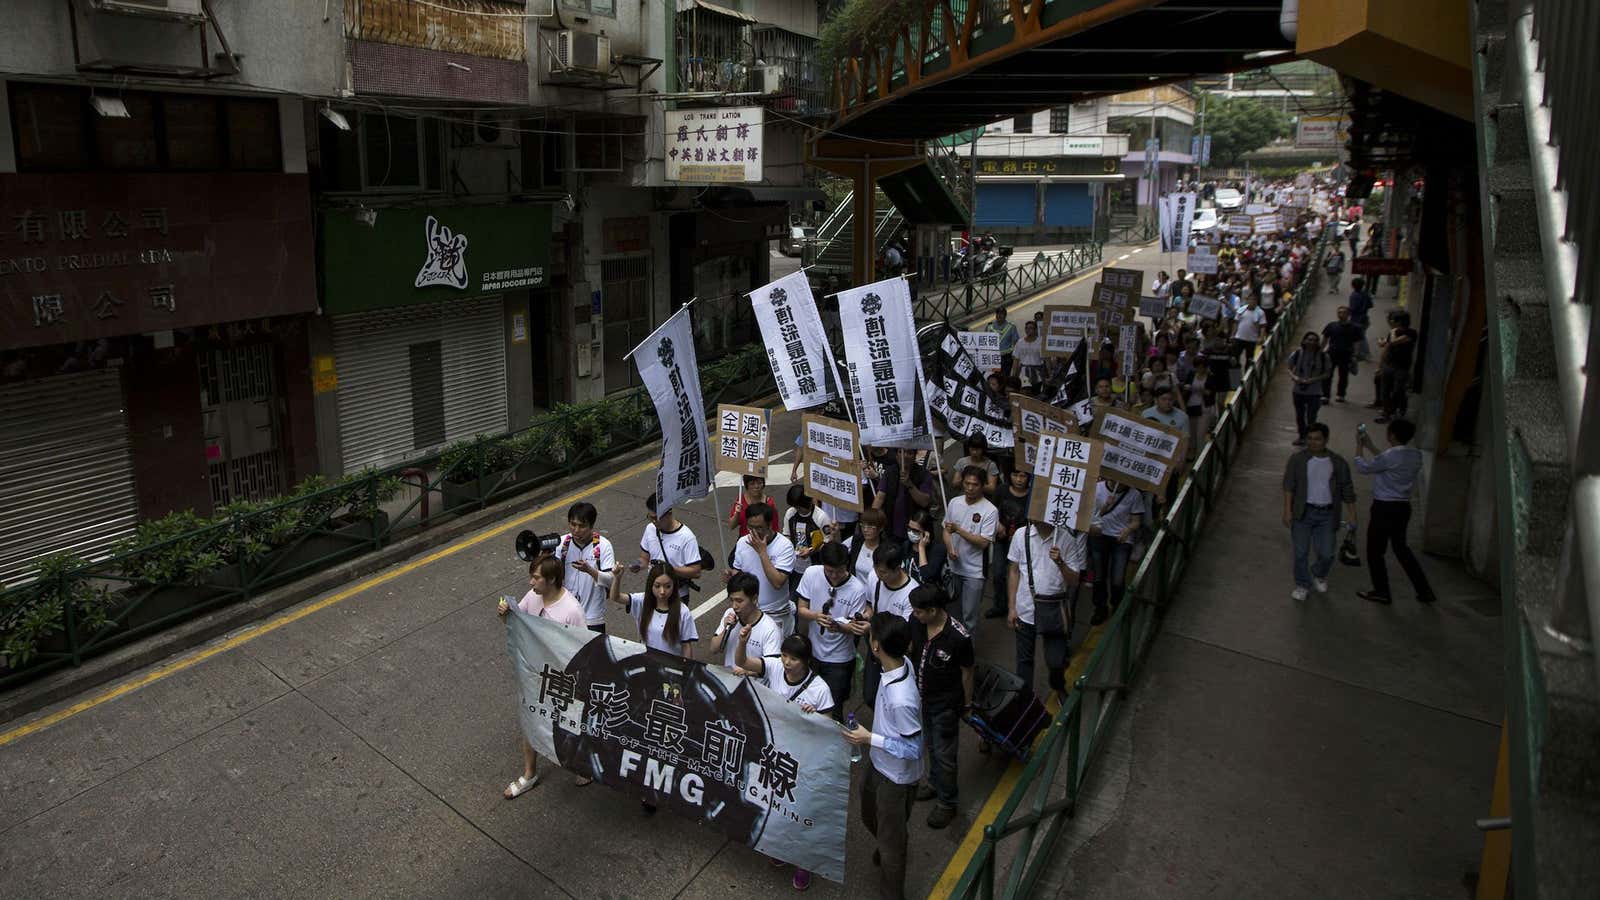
{"left": 1025, "top": 433, "right": 1103, "bottom": 533}
{"left": 957, "top": 331, "right": 1002, "bottom": 372}
{"left": 1138, "top": 295, "right": 1168, "bottom": 321}
{"left": 715, "top": 404, "right": 770, "bottom": 478}
{"left": 1092, "top": 408, "right": 1187, "bottom": 492}
{"left": 1099, "top": 267, "right": 1144, "bottom": 300}
{"left": 1186, "top": 295, "right": 1224, "bottom": 321}
{"left": 805, "top": 453, "right": 866, "bottom": 513}
{"left": 1091, "top": 282, "right": 1135, "bottom": 334}
{"left": 1043, "top": 305, "right": 1098, "bottom": 358}
{"left": 799, "top": 414, "right": 860, "bottom": 465}
{"left": 1011, "top": 395, "right": 1073, "bottom": 468}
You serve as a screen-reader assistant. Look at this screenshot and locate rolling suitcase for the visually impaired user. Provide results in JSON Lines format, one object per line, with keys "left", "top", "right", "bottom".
{"left": 964, "top": 662, "right": 1052, "bottom": 761}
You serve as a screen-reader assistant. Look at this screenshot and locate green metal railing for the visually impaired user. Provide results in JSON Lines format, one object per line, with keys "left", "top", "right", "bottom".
{"left": 914, "top": 243, "right": 1103, "bottom": 323}
{"left": 949, "top": 228, "right": 1331, "bottom": 899}
{"left": 0, "top": 348, "right": 777, "bottom": 690}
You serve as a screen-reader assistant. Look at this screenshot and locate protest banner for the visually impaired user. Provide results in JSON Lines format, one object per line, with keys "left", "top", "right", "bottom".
{"left": 714, "top": 404, "right": 769, "bottom": 479}
{"left": 1092, "top": 282, "right": 1135, "bottom": 333}
{"left": 1026, "top": 433, "right": 1103, "bottom": 533}
{"left": 799, "top": 413, "right": 860, "bottom": 465}
{"left": 1160, "top": 192, "right": 1196, "bottom": 252}
{"left": 1093, "top": 407, "right": 1187, "bottom": 492}
{"left": 1187, "top": 295, "right": 1224, "bottom": 321}
{"left": 506, "top": 614, "right": 850, "bottom": 882}
{"left": 634, "top": 306, "right": 712, "bottom": 513}
{"left": 1118, "top": 325, "right": 1139, "bottom": 380}
{"left": 1044, "top": 305, "right": 1098, "bottom": 358}
{"left": 1227, "top": 215, "right": 1254, "bottom": 236}
{"left": 1138, "top": 295, "right": 1167, "bottom": 321}
{"left": 748, "top": 271, "right": 838, "bottom": 411}
{"left": 805, "top": 453, "right": 866, "bottom": 513}
{"left": 928, "top": 325, "right": 1014, "bottom": 447}
{"left": 1186, "top": 247, "right": 1219, "bottom": 275}
{"left": 1010, "top": 394, "right": 1072, "bottom": 468}
{"left": 957, "top": 331, "right": 1002, "bottom": 372}
{"left": 837, "top": 277, "right": 928, "bottom": 448}
{"left": 1253, "top": 214, "right": 1282, "bottom": 235}
{"left": 1100, "top": 266, "right": 1144, "bottom": 300}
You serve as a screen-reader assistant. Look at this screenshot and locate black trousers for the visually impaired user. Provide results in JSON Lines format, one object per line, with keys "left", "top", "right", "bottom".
{"left": 1367, "top": 500, "right": 1434, "bottom": 600}
{"left": 1323, "top": 349, "right": 1353, "bottom": 400}
{"left": 1380, "top": 365, "right": 1410, "bottom": 417}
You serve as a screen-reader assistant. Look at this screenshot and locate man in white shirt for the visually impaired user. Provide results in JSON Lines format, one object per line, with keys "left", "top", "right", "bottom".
{"left": 638, "top": 493, "right": 704, "bottom": 599}
{"left": 1231, "top": 295, "right": 1268, "bottom": 367}
{"left": 550, "top": 502, "right": 615, "bottom": 634}
{"left": 1007, "top": 517, "right": 1088, "bottom": 699}
{"left": 711, "top": 573, "right": 784, "bottom": 673}
{"left": 795, "top": 542, "right": 869, "bottom": 720}
{"left": 1088, "top": 479, "right": 1143, "bottom": 626}
{"left": 725, "top": 503, "right": 798, "bottom": 636}
{"left": 843, "top": 613, "right": 924, "bottom": 900}
{"left": 944, "top": 466, "right": 999, "bottom": 635}
{"left": 862, "top": 541, "right": 920, "bottom": 709}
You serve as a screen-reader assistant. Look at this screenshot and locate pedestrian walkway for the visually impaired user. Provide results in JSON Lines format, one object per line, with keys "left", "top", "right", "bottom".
{"left": 0, "top": 247, "right": 1158, "bottom": 900}
{"left": 1024, "top": 270, "right": 1504, "bottom": 898}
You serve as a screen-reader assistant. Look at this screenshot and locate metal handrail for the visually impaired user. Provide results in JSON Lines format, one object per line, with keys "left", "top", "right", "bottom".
{"left": 950, "top": 227, "right": 1332, "bottom": 898}
{"left": 913, "top": 243, "right": 1103, "bottom": 324}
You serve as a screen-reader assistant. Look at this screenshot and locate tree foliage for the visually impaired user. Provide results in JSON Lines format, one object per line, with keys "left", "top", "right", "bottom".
{"left": 1200, "top": 93, "right": 1292, "bottom": 167}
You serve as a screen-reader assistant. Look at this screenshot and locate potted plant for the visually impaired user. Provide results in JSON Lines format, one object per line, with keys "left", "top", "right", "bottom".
{"left": 0, "top": 553, "right": 114, "bottom": 676}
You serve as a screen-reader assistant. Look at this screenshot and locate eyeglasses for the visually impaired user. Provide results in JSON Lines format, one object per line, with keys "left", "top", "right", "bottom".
{"left": 821, "top": 584, "right": 838, "bottom": 616}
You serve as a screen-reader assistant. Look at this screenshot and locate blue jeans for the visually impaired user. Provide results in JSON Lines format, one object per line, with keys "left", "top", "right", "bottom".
{"left": 1291, "top": 504, "right": 1338, "bottom": 588}
{"left": 953, "top": 573, "right": 985, "bottom": 636}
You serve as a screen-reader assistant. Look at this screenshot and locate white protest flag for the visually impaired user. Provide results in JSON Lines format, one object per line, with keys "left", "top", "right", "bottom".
{"left": 1167, "top": 192, "right": 1195, "bottom": 252}
{"left": 748, "top": 270, "right": 838, "bottom": 411}
{"left": 632, "top": 305, "right": 712, "bottom": 513}
{"left": 837, "top": 277, "right": 927, "bottom": 447}
{"left": 1158, "top": 194, "right": 1176, "bottom": 252}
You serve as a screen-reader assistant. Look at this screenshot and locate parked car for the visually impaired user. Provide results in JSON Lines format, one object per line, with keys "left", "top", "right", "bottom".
{"left": 778, "top": 224, "right": 815, "bottom": 257}
{"left": 1214, "top": 188, "right": 1243, "bottom": 210}
{"left": 1191, "top": 208, "right": 1218, "bottom": 234}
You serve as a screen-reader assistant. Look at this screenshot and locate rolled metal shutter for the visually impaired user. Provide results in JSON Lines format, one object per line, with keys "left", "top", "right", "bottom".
{"left": 1043, "top": 183, "right": 1092, "bottom": 226}
{"left": 332, "top": 296, "right": 508, "bottom": 473}
{"left": 975, "top": 182, "right": 1037, "bottom": 227}
{"left": 0, "top": 369, "right": 140, "bottom": 585}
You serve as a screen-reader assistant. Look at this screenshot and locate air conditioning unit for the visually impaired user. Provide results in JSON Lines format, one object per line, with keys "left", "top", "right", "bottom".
{"left": 759, "top": 66, "right": 787, "bottom": 95}
{"left": 91, "top": 0, "right": 205, "bottom": 20}
{"left": 553, "top": 30, "right": 611, "bottom": 75}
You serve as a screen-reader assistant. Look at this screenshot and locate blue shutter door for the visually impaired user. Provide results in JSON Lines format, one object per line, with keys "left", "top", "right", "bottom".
{"left": 1043, "top": 183, "right": 1093, "bottom": 227}
{"left": 975, "top": 183, "right": 1036, "bottom": 227}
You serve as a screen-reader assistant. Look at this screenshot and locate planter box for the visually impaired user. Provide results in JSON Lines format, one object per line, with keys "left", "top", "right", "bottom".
{"left": 118, "top": 563, "right": 245, "bottom": 634}
{"left": 253, "top": 512, "right": 390, "bottom": 586}
{"left": 441, "top": 461, "right": 544, "bottom": 514}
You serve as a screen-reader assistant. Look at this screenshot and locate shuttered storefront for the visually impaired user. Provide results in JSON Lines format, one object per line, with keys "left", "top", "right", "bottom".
{"left": 1043, "top": 183, "right": 1093, "bottom": 226}
{"left": 975, "top": 182, "right": 1038, "bottom": 227}
{"left": 0, "top": 369, "right": 140, "bottom": 585}
{"left": 331, "top": 296, "right": 508, "bottom": 473}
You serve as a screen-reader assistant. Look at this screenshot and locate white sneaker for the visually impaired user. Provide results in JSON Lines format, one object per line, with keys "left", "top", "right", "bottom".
{"left": 1313, "top": 578, "right": 1329, "bottom": 594}
{"left": 1290, "top": 587, "right": 1309, "bottom": 601}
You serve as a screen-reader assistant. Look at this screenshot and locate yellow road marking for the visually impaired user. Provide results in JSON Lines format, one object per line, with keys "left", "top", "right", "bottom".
{"left": 928, "top": 621, "right": 1107, "bottom": 899}
{"left": 0, "top": 457, "right": 660, "bottom": 748}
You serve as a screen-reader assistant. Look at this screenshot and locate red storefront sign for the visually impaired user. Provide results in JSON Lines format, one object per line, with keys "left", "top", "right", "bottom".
{"left": 0, "top": 173, "right": 316, "bottom": 351}
{"left": 1350, "top": 257, "right": 1414, "bottom": 276}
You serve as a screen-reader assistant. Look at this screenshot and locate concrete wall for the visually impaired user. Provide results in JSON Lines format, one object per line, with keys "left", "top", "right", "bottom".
{"left": 3, "top": 0, "right": 345, "bottom": 98}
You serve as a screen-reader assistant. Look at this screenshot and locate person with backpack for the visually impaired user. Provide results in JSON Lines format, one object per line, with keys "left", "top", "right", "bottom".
{"left": 781, "top": 484, "right": 832, "bottom": 600}
{"left": 1287, "top": 332, "right": 1333, "bottom": 446}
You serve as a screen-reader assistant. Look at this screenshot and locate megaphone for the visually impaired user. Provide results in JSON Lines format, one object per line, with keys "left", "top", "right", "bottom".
{"left": 515, "top": 530, "right": 562, "bottom": 562}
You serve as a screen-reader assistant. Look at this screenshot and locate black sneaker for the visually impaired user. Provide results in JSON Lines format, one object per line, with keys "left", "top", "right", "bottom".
{"left": 927, "top": 805, "right": 958, "bottom": 829}
{"left": 1357, "top": 590, "right": 1392, "bottom": 605}
{"left": 915, "top": 784, "right": 936, "bottom": 802}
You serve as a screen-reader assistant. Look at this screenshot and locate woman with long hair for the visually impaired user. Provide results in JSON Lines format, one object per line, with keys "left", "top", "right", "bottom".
{"left": 610, "top": 560, "right": 698, "bottom": 657}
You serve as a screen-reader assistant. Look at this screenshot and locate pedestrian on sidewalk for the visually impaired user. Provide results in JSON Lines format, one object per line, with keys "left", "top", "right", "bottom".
{"left": 1348, "top": 277, "right": 1374, "bottom": 362}
{"left": 639, "top": 493, "right": 705, "bottom": 600}
{"left": 726, "top": 504, "right": 798, "bottom": 636}
{"left": 944, "top": 467, "right": 998, "bottom": 634}
{"left": 795, "top": 541, "right": 870, "bottom": 720}
{"left": 499, "top": 556, "right": 589, "bottom": 799}
{"left": 1287, "top": 333, "right": 1333, "bottom": 446}
{"left": 842, "top": 613, "right": 924, "bottom": 900}
{"left": 550, "top": 502, "right": 616, "bottom": 635}
{"left": 1007, "top": 516, "right": 1086, "bottom": 699}
{"left": 1281, "top": 423, "right": 1357, "bottom": 601}
{"left": 1325, "top": 248, "right": 1346, "bottom": 293}
{"left": 908, "top": 585, "right": 974, "bottom": 830}
{"left": 1320, "top": 306, "right": 1362, "bottom": 403}
{"left": 986, "top": 467, "right": 1033, "bottom": 620}
{"left": 1374, "top": 310, "right": 1417, "bottom": 424}
{"left": 1088, "top": 479, "right": 1142, "bottom": 625}
{"left": 1353, "top": 419, "right": 1438, "bottom": 605}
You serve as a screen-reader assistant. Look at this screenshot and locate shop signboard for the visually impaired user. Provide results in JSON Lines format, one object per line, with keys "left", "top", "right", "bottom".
{"left": 666, "top": 107, "right": 765, "bottom": 184}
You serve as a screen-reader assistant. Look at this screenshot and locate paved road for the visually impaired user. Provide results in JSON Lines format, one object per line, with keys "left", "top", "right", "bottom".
{"left": 0, "top": 245, "right": 1166, "bottom": 900}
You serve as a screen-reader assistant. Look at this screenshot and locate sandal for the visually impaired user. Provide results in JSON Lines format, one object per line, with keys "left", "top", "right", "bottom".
{"left": 504, "top": 774, "right": 541, "bottom": 799}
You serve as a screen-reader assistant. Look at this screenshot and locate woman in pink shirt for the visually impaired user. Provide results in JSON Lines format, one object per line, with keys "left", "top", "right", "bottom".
{"left": 499, "top": 556, "right": 588, "bottom": 799}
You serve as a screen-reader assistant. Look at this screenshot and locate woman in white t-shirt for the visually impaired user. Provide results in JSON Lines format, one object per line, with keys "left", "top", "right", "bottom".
{"left": 1015, "top": 320, "right": 1046, "bottom": 389}
{"left": 609, "top": 561, "right": 699, "bottom": 656}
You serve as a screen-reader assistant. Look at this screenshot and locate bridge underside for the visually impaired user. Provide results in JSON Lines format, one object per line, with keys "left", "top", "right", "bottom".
{"left": 833, "top": 0, "right": 1295, "bottom": 141}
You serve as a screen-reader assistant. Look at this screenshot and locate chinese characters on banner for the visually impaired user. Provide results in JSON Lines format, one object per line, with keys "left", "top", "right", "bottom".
{"left": 1092, "top": 282, "right": 1135, "bottom": 334}
{"left": 633, "top": 306, "right": 713, "bottom": 513}
{"left": 505, "top": 615, "right": 851, "bottom": 882}
{"left": 1011, "top": 394, "right": 1072, "bottom": 470}
{"left": 1093, "top": 408, "right": 1188, "bottom": 493}
{"left": 1158, "top": 192, "right": 1195, "bottom": 252}
{"left": 1253, "top": 213, "right": 1282, "bottom": 235}
{"left": 1138, "top": 295, "right": 1168, "bottom": 321}
{"left": 799, "top": 414, "right": 864, "bottom": 513}
{"left": 836, "top": 277, "right": 929, "bottom": 448}
{"left": 1026, "top": 433, "right": 1103, "bottom": 533}
{"left": 956, "top": 331, "right": 1002, "bottom": 372}
{"left": 714, "top": 404, "right": 769, "bottom": 479}
{"left": 1100, "top": 267, "right": 1144, "bottom": 301}
{"left": 748, "top": 271, "right": 838, "bottom": 411}
{"left": 1118, "top": 325, "right": 1139, "bottom": 380}
{"left": 1043, "top": 305, "right": 1097, "bottom": 359}
{"left": 665, "top": 107, "right": 765, "bottom": 184}
{"left": 1186, "top": 295, "right": 1225, "bottom": 321}
{"left": 927, "top": 324, "right": 1014, "bottom": 448}
{"left": 1227, "top": 215, "right": 1255, "bottom": 236}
